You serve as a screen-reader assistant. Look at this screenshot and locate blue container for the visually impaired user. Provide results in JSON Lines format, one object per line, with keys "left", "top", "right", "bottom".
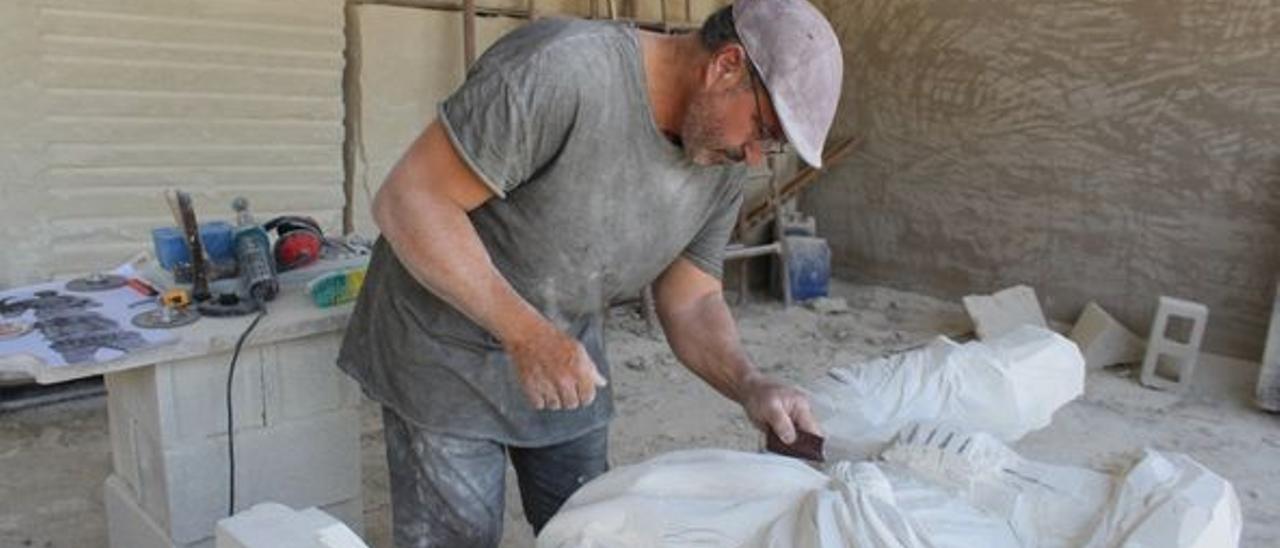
{"left": 152, "top": 221, "right": 235, "bottom": 270}
{"left": 786, "top": 236, "right": 831, "bottom": 302}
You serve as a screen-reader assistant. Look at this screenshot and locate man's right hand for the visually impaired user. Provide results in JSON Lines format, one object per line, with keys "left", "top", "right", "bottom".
{"left": 503, "top": 318, "right": 607, "bottom": 411}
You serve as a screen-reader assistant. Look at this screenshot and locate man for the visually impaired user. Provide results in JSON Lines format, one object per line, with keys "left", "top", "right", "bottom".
{"left": 337, "top": 0, "right": 843, "bottom": 545}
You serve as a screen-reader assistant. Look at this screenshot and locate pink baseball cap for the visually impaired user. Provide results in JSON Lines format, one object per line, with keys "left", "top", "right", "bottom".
{"left": 733, "top": 0, "right": 843, "bottom": 168}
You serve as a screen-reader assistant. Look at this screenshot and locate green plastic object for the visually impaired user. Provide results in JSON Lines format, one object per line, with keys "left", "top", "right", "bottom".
{"left": 306, "top": 267, "right": 366, "bottom": 308}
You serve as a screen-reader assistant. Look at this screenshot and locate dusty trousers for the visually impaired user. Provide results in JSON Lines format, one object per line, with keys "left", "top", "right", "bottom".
{"left": 382, "top": 406, "right": 609, "bottom": 548}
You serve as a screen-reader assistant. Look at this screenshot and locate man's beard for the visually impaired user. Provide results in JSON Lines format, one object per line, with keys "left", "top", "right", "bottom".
{"left": 680, "top": 90, "right": 745, "bottom": 166}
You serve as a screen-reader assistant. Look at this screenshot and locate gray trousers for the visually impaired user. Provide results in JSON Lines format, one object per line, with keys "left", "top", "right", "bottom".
{"left": 382, "top": 406, "right": 609, "bottom": 548}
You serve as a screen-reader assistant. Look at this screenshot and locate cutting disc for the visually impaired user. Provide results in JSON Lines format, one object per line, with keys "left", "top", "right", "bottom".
{"left": 66, "top": 273, "right": 127, "bottom": 292}
{"left": 131, "top": 307, "right": 200, "bottom": 329}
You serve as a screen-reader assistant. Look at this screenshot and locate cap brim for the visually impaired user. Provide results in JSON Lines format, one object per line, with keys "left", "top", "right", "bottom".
{"left": 769, "top": 89, "right": 824, "bottom": 168}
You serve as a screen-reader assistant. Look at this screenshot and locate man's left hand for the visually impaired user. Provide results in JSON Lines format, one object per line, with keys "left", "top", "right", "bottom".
{"left": 738, "top": 373, "right": 822, "bottom": 444}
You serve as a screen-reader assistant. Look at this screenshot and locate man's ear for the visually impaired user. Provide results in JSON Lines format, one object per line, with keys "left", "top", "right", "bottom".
{"left": 705, "top": 43, "right": 751, "bottom": 90}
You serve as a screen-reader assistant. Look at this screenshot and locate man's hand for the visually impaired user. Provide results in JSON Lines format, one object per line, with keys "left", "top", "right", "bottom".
{"left": 503, "top": 318, "right": 607, "bottom": 411}
{"left": 653, "top": 258, "right": 823, "bottom": 444}
{"left": 737, "top": 373, "right": 822, "bottom": 444}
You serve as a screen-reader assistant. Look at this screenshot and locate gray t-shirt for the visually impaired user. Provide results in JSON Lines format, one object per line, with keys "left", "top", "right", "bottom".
{"left": 338, "top": 18, "right": 745, "bottom": 445}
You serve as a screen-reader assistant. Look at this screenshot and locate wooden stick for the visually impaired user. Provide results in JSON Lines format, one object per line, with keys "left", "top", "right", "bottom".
{"left": 739, "top": 137, "right": 861, "bottom": 232}
{"left": 348, "top": 0, "right": 699, "bottom": 31}
{"left": 463, "top": 0, "right": 476, "bottom": 67}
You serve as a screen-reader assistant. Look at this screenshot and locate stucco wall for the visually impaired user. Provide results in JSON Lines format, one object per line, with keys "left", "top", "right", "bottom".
{"left": 805, "top": 0, "right": 1280, "bottom": 359}
{"left": 0, "top": 0, "right": 347, "bottom": 288}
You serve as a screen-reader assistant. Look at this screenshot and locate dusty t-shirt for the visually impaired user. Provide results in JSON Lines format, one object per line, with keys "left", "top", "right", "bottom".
{"left": 337, "top": 18, "right": 745, "bottom": 445}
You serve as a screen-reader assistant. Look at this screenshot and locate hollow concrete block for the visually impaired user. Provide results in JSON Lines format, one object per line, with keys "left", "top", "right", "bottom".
{"left": 1139, "top": 296, "right": 1209, "bottom": 392}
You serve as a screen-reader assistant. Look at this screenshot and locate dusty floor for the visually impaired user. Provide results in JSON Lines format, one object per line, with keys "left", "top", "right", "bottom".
{"left": 2, "top": 280, "right": 1278, "bottom": 547}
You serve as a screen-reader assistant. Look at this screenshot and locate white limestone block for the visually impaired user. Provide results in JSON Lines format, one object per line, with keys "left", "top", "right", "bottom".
{"left": 216, "top": 502, "right": 367, "bottom": 548}
{"left": 962, "top": 285, "right": 1048, "bottom": 341}
{"left": 1069, "top": 301, "right": 1146, "bottom": 369}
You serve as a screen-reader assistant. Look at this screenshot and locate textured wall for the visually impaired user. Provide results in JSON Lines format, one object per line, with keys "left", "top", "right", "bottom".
{"left": 804, "top": 0, "right": 1280, "bottom": 359}
{"left": 0, "top": 0, "right": 346, "bottom": 287}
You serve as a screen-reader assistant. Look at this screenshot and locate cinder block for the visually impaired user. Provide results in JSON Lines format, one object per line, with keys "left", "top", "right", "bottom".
{"left": 106, "top": 372, "right": 143, "bottom": 497}
{"left": 1139, "top": 296, "right": 1209, "bottom": 391}
{"left": 264, "top": 333, "right": 360, "bottom": 424}
{"left": 164, "top": 408, "right": 361, "bottom": 544}
{"left": 106, "top": 367, "right": 162, "bottom": 469}
{"left": 106, "top": 474, "right": 214, "bottom": 548}
{"left": 1069, "top": 302, "right": 1146, "bottom": 369}
{"left": 104, "top": 335, "right": 363, "bottom": 547}
{"left": 963, "top": 285, "right": 1048, "bottom": 341}
{"left": 161, "top": 348, "right": 269, "bottom": 445}
{"left": 106, "top": 368, "right": 172, "bottom": 528}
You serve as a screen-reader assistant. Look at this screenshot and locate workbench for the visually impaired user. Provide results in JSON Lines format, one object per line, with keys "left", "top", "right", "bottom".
{"left": 0, "top": 290, "right": 362, "bottom": 548}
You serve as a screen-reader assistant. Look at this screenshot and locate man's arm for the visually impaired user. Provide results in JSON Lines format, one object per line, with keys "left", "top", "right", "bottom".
{"left": 652, "top": 257, "right": 821, "bottom": 443}
{"left": 373, "top": 120, "right": 605, "bottom": 410}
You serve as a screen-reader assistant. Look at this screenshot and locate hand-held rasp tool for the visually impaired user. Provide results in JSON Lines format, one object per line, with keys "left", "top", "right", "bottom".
{"left": 766, "top": 428, "right": 826, "bottom": 463}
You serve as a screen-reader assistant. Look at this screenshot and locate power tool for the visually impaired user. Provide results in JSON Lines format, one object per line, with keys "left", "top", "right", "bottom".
{"left": 193, "top": 197, "right": 279, "bottom": 317}
{"left": 231, "top": 197, "right": 279, "bottom": 306}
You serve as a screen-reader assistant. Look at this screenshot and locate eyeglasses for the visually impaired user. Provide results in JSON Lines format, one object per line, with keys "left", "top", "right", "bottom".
{"left": 750, "top": 69, "right": 787, "bottom": 156}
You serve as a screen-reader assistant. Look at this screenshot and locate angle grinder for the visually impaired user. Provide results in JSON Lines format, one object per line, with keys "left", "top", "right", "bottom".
{"left": 197, "top": 197, "right": 278, "bottom": 317}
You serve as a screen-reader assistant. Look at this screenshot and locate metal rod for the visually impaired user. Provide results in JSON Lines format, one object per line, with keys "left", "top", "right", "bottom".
{"left": 724, "top": 242, "right": 783, "bottom": 260}
{"left": 684, "top": 0, "right": 691, "bottom": 23}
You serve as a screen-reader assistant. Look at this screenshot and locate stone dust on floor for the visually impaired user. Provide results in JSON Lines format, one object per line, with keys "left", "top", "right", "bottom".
{"left": 2, "top": 280, "right": 1277, "bottom": 547}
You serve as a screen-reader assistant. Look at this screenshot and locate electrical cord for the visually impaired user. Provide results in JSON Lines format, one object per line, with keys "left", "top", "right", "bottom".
{"left": 226, "top": 304, "right": 267, "bottom": 517}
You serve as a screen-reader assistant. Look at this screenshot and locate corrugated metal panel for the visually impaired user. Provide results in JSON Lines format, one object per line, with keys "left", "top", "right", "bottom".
{"left": 1, "top": 0, "right": 345, "bottom": 286}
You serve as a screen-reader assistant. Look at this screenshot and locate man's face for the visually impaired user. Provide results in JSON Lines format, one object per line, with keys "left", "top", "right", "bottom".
{"left": 681, "top": 48, "right": 785, "bottom": 167}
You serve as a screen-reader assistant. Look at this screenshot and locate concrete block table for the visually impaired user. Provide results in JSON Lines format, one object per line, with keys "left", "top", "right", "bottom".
{"left": 1, "top": 291, "right": 361, "bottom": 548}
